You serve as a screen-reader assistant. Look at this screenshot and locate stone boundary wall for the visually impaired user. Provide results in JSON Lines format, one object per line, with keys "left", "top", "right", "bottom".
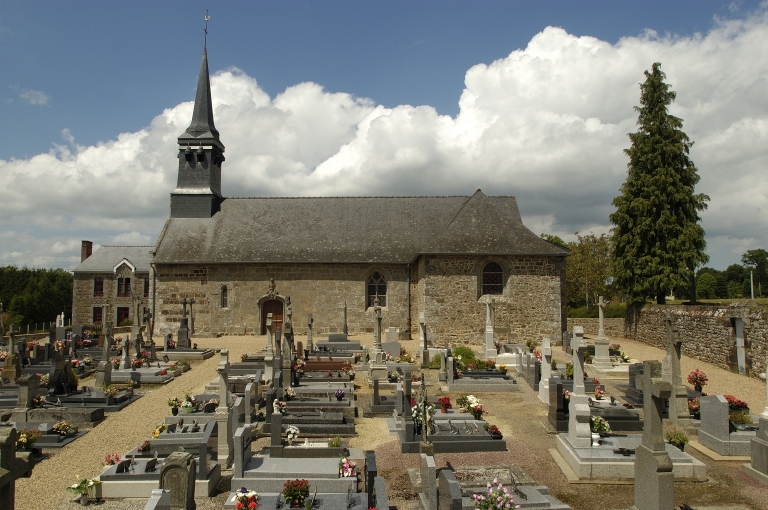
{"left": 615, "top": 303, "right": 766, "bottom": 380}
{"left": 565, "top": 318, "right": 624, "bottom": 339}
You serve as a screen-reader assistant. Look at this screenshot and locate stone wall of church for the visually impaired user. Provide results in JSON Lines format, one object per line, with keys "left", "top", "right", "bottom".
{"left": 417, "top": 254, "right": 565, "bottom": 346}
{"left": 152, "top": 263, "right": 412, "bottom": 337}
{"left": 72, "top": 272, "right": 149, "bottom": 327}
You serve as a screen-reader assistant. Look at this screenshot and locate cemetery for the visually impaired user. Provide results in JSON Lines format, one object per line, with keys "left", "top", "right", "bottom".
{"left": 3, "top": 36, "right": 768, "bottom": 510}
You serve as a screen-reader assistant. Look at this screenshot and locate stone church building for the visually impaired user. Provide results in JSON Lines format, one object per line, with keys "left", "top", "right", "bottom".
{"left": 101, "top": 45, "right": 569, "bottom": 345}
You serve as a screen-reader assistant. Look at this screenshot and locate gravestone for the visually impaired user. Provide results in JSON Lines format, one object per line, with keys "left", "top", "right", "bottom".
{"left": 548, "top": 377, "right": 568, "bottom": 432}
{"left": 663, "top": 312, "right": 690, "bottom": 426}
{"left": 102, "top": 321, "right": 114, "bottom": 360}
{"left": 538, "top": 337, "right": 552, "bottom": 403}
{"left": 437, "top": 470, "right": 463, "bottom": 510}
{"left": 365, "top": 450, "right": 378, "bottom": 505}
{"left": 370, "top": 299, "right": 383, "bottom": 359}
{"left": 94, "top": 359, "right": 112, "bottom": 389}
{"left": 699, "top": 395, "right": 753, "bottom": 456}
{"left": 215, "top": 350, "right": 233, "bottom": 466}
{"left": 567, "top": 332, "right": 591, "bottom": 447}
{"left": 11, "top": 374, "right": 39, "bottom": 423}
{"left": 47, "top": 352, "right": 68, "bottom": 396}
{"left": 418, "top": 312, "right": 427, "bottom": 365}
{"left": 264, "top": 313, "right": 274, "bottom": 381}
{"left": 2, "top": 351, "right": 20, "bottom": 383}
{"left": 418, "top": 453, "right": 437, "bottom": 510}
{"left": 0, "top": 427, "right": 34, "bottom": 508}
{"left": 633, "top": 360, "right": 674, "bottom": 510}
{"left": 592, "top": 296, "right": 612, "bottom": 370}
{"left": 307, "top": 314, "right": 313, "bottom": 352}
{"left": 385, "top": 327, "right": 399, "bottom": 343}
{"left": 233, "top": 426, "right": 253, "bottom": 479}
{"left": 484, "top": 295, "right": 496, "bottom": 361}
{"left": 742, "top": 356, "right": 768, "bottom": 483}
{"left": 159, "top": 451, "right": 197, "bottom": 510}
{"left": 120, "top": 336, "right": 131, "bottom": 369}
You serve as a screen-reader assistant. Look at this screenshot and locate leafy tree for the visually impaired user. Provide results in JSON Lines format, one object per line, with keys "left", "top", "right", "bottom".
{"left": 0, "top": 266, "right": 72, "bottom": 329}
{"left": 610, "top": 63, "right": 709, "bottom": 304}
{"left": 741, "top": 248, "right": 768, "bottom": 297}
{"left": 696, "top": 272, "right": 717, "bottom": 300}
{"left": 540, "top": 233, "right": 568, "bottom": 248}
{"left": 565, "top": 232, "right": 614, "bottom": 307}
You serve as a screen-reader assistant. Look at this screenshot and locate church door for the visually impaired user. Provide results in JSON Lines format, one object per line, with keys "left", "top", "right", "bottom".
{"left": 261, "top": 300, "right": 283, "bottom": 335}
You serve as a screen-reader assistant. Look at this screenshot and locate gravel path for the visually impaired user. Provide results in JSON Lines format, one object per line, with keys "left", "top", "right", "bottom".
{"left": 13, "top": 333, "right": 768, "bottom": 510}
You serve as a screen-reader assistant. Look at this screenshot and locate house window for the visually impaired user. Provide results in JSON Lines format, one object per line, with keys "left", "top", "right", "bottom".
{"left": 117, "top": 277, "right": 131, "bottom": 297}
{"left": 482, "top": 262, "right": 503, "bottom": 295}
{"left": 94, "top": 277, "right": 103, "bottom": 297}
{"left": 221, "top": 286, "right": 228, "bottom": 308}
{"left": 367, "top": 272, "right": 387, "bottom": 307}
{"left": 144, "top": 278, "right": 150, "bottom": 298}
{"left": 93, "top": 307, "right": 103, "bottom": 324}
{"left": 117, "top": 307, "right": 130, "bottom": 326}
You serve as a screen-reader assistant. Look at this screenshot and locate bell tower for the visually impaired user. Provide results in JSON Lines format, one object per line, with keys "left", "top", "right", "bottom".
{"left": 170, "top": 44, "right": 225, "bottom": 218}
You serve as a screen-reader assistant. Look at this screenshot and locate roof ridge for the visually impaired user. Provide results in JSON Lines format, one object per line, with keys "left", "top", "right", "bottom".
{"left": 223, "top": 195, "right": 515, "bottom": 199}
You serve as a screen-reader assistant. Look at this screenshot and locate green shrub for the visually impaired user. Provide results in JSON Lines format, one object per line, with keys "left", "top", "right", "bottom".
{"left": 567, "top": 303, "right": 627, "bottom": 318}
{"left": 451, "top": 346, "right": 476, "bottom": 363}
{"left": 429, "top": 354, "right": 441, "bottom": 369}
{"left": 730, "top": 411, "right": 753, "bottom": 425}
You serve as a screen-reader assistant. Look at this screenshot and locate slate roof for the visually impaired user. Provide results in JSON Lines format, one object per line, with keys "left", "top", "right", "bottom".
{"left": 73, "top": 246, "right": 152, "bottom": 273}
{"left": 151, "top": 190, "right": 568, "bottom": 264}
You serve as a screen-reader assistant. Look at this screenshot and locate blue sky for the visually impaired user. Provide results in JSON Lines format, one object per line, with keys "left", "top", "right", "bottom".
{"left": 1, "top": 0, "right": 767, "bottom": 271}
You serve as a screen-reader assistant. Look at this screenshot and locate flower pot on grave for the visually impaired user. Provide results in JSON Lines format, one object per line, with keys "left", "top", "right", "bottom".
{"left": 204, "top": 403, "right": 216, "bottom": 413}
{"left": 336, "top": 396, "right": 343, "bottom": 401}
{"left": 181, "top": 406, "right": 194, "bottom": 414}
{"left": 694, "top": 384, "right": 703, "bottom": 393}
{"left": 440, "top": 407, "right": 448, "bottom": 414}
{"left": 349, "top": 374, "right": 355, "bottom": 381}
{"left": 80, "top": 494, "right": 89, "bottom": 506}
{"left": 732, "top": 422, "right": 748, "bottom": 431}
{"left": 171, "top": 407, "right": 178, "bottom": 416}
{"left": 591, "top": 433, "right": 601, "bottom": 447}
{"left": 671, "top": 442, "right": 685, "bottom": 452}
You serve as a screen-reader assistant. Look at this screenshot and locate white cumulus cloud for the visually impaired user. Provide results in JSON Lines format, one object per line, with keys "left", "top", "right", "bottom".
{"left": 2, "top": 9, "right": 768, "bottom": 270}
{"left": 19, "top": 88, "right": 50, "bottom": 105}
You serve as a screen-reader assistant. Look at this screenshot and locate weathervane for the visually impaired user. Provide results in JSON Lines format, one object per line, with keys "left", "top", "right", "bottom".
{"left": 204, "top": 10, "right": 210, "bottom": 47}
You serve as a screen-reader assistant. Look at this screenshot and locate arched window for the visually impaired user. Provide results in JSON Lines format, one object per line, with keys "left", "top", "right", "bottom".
{"left": 221, "top": 286, "right": 228, "bottom": 308}
{"left": 482, "top": 262, "right": 503, "bottom": 295}
{"left": 367, "top": 272, "right": 387, "bottom": 308}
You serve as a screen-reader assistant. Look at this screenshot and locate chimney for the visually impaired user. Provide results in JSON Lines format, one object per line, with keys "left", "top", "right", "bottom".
{"left": 81, "top": 240, "right": 93, "bottom": 262}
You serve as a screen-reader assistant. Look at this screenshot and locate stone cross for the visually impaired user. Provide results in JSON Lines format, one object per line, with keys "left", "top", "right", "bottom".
{"left": 759, "top": 355, "right": 768, "bottom": 419}
{"left": 371, "top": 298, "right": 383, "bottom": 358}
{"left": 633, "top": 360, "right": 674, "bottom": 510}
{"left": 284, "top": 296, "right": 293, "bottom": 355}
{"left": 0, "top": 427, "right": 34, "bottom": 509}
{"left": 418, "top": 312, "right": 427, "bottom": 365}
{"left": 484, "top": 296, "right": 496, "bottom": 361}
{"left": 307, "top": 314, "right": 313, "bottom": 351}
{"left": 181, "top": 297, "right": 188, "bottom": 318}
{"left": 538, "top": 337, "right": 552, "bottom": 403}
{"left": 591, "top": 296, "right": 613, "bottom": 370}
{"left": 188, "top": 298, "right": 195, "bottom": 335}
{"left": 343, "top": 300, "right": 348, "bottom": 337}
{"left": 217, "top": 350, "right": 230, "bottom": 409}
{"left": 598, "top": 295, "right": 606, "bottom": 338}
{"left": 664, "top": 312, "right": 690, "bottom": 426}
{"left": 266, "top": 313, "right": 274, "bottom": 356}
{"left": 567, "top": 331, "right": 591, "bottom": 446}
{"left": 102, "top": 321, "right": 114, "bottom": 360}
{"left": 120, "top": 336, "right": 131, "bottom": 369}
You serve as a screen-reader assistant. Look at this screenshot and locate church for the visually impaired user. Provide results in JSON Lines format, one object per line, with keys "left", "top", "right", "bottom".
{"left": 80, "top": 44, "right": 569, "bottom": 346}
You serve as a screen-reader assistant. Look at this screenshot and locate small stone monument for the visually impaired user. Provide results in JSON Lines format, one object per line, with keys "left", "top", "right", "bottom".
{"left": 264, "top": 313, "right": 274, "bottom": 381}
{"left": 307, "top": 313, "right": 313, "bottom": 352}
{"left": 592, "top": 296, "right": 612, "bottom": 370}
{"left": 0, "top": 427, "right": 34, "bottom": 509}
{"left": 176, "top": 298, "right": 191, "bottom": 349}
{"left": 632, "top": 360, "right": 674, "bottom": 510}
{"left": 418, "top": 312, "right": 427, "bottom": 365}
{"left": 567, "top": 331, "right": 591, "bottom": 447}
{"left": 370, "top": 298, "right": 383, "bottom": 360}
{"left": 215, "top": 350, "right": 233, "bottom": 466}
{"left": 538, "top": 337, "right": 552, "bottom": 403}
{"left": 663, "top": 312, "right": 690, "bottom": 426}
{"left": 159, "top": 451, "right": 197, "bottom": 510}
{"left": 484, "top": 295, "right": 496, "bottom": 361}
{"left": 120, "top": 336, "right": 131, "bottom": 370}
{"left": 741, "top": 355, "right": 768, "bottom": 483}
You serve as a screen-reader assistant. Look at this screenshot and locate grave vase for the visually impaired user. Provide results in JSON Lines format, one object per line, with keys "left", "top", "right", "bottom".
{"left": 591, "top": 433, "right": 600, "bottom": 447}
{"left": 694, "top": 384, "right": 703, "bottom": 393}
{"left": 80, "top": 494, "right": 89, "bottom": 506}
{"left": 171, "top": 407, "right": 178, "bottom": 416}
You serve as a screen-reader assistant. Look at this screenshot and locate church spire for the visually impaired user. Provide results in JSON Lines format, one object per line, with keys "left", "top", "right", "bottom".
{"left": 180, "top": 46, "right": 220, "bottom": 143}
{"left": 170, "top": 29, "right": 225, "bottom": 219}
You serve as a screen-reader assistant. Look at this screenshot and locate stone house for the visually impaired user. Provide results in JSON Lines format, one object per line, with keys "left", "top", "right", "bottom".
{"left": 72, "top": 241, "right": 152, "bottom": 328}
{"left": 147, "top": 45, "right": 569, "bottom": 344}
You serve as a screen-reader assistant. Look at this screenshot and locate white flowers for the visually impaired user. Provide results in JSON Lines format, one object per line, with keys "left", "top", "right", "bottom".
{"left": 286, "top": 426, "right": 300, "bottom": 443}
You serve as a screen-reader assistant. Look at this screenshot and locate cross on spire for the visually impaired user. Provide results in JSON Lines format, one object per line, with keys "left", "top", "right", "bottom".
{"left": 204, "top": 10, "right": 210, "bottom": 48}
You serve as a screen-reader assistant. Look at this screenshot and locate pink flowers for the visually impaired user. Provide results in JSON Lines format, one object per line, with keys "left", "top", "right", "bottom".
{"left": 687, "top": 369, "right": 708, "bottom": 387}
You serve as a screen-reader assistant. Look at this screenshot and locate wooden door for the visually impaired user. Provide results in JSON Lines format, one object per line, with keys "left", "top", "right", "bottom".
{"left": 261, "top": 300, "right": 283, "bottom": 335}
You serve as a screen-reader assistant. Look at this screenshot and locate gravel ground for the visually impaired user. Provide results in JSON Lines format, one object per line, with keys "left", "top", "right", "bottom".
{"left": 13, "top": 333, "right": 768, "bottom": 510}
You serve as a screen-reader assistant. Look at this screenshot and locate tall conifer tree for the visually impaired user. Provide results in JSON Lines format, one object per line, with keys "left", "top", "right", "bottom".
{"left": 610, "top": 63, "right": 709, "bottom": 304}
